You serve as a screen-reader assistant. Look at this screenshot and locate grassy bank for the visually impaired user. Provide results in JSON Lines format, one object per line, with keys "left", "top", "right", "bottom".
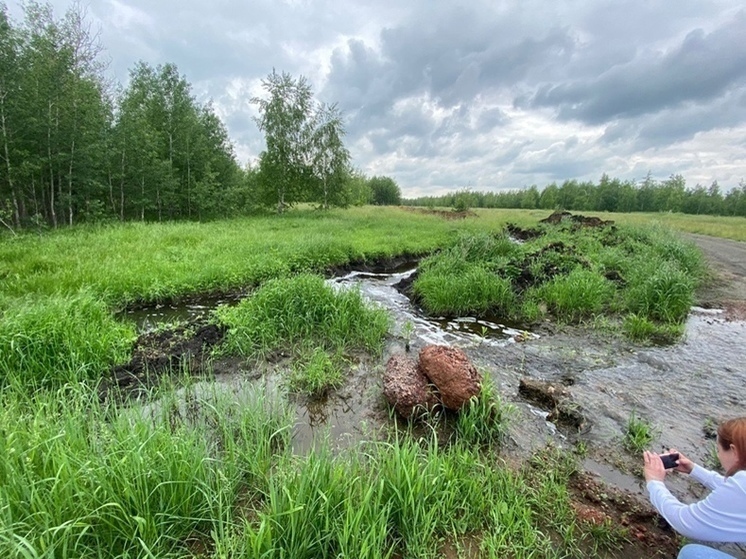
{"left": 412, "top": 221, "right": 705, "bottom": 341}
{"left": 0, "top": 207, "right": 538, "bottom": 307}
{"left": 1, "top": 206, "right": 735, "bottom": 309}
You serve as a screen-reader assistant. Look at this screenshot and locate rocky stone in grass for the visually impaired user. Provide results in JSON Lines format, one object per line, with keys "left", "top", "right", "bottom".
{"left": 383, "top": 354, "right": 439, "bottom": 417}
{"left": 418, "top": 345, "right": 482, "bottom": 411}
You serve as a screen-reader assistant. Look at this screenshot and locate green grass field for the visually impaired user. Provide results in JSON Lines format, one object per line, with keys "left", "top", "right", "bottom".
{"left": 0, "top": 206, "right": 739, "bottom": 558}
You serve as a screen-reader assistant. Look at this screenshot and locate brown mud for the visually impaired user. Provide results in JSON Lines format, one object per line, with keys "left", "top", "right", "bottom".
{"left": 105, "top": 223, "right": 746, "bottom": 559}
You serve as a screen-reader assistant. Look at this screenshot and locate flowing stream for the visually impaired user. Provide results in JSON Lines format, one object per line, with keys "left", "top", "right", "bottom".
{"left": 126, "top": 265, "right": 746, "bottom": 504}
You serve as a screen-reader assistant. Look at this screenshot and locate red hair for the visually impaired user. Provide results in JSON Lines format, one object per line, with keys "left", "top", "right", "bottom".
{"left": 718, "top": 417, "right": 746, "bottom": 476}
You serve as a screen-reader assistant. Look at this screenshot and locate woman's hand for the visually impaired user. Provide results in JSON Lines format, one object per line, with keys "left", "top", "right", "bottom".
{"left": 667, "top": 448, "right": 694, "bottom": 474}
{"left": 643, "top": 450, "right": 667, "bottom": 482}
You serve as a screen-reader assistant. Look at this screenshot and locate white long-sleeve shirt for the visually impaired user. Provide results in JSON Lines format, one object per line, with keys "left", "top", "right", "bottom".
{"left": 647, "top": 465, "right": 746, "bottom": 542}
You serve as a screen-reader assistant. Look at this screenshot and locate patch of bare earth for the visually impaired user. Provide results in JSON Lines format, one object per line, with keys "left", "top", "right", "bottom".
{"left": 569, "top": 472, "right": 681, "bottom": 558}
{"left": 401, "top": 206, "right": 478, "bottom": 219}
{"left": 685, "top": 233, "right": 746, "bottom": 320}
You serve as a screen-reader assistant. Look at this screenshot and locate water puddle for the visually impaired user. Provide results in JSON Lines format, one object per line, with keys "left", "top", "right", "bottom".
{"left": 123, "top": 292, "right": 241, "bottom": 331}
{"left": 582, "top": 458, "right": 645, "bottom": 495}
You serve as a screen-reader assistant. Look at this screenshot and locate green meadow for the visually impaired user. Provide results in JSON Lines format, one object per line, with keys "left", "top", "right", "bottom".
{"left": 0, "top": 206, "right": 732, "bottom": 557}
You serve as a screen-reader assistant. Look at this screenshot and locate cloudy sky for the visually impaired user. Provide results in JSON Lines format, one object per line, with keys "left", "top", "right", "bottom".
{"left": 8, "top": 0, "right": 746, "bottom": 196}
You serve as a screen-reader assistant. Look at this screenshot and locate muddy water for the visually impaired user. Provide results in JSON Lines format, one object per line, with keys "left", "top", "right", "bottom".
{"left": 128, "top": 266, "right": 746, "bottom": 505}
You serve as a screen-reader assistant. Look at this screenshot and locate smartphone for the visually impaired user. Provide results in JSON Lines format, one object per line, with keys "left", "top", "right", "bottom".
{"left": 660, "top": 453, "right": 680, "bottom": 469}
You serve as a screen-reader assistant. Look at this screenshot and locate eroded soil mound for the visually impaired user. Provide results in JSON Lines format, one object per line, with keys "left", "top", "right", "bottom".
{"left": 402, "top": 206, "right": 478, "bottom": 219}
{"left": 540, "top": 210, "right": 615, "bottom": 228}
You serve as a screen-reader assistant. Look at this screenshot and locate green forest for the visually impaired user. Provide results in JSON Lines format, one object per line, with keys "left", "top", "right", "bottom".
{"left": 0, "top": 3, "right": 406, "bottom": 231}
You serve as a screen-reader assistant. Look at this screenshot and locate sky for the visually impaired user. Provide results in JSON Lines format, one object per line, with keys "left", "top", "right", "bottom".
{"left": 7, "top": 0, "right": 746, "bottom": 197}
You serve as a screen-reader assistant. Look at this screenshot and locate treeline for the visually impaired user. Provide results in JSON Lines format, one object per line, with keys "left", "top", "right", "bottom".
{"left": 0, "top": 3, "right": 404, "bottom": 232}
{"left": 404, "top": 174, "right": 746, "bottom": 217}
{"left": 0, "top": 2, "right": 246, "bottom": 230}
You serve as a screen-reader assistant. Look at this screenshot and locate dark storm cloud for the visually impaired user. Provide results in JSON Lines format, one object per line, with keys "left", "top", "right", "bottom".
{"left": 529, "top": 10, "right": 746, "bottom": 124}
{"left": 600, "top": 88, "right": 746, "bottom": 148}
{"left": 323, "top": 4, "right": 577, "bottom": 140}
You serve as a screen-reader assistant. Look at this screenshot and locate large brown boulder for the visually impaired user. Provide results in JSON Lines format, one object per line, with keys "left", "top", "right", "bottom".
{"left": 383, "top": 354, "right": 439, "bottom": 418}
{"left": 418, "top": 345, "right": 482, "bottom": 411}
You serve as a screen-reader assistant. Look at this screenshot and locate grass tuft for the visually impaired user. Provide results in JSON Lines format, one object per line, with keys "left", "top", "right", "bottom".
{"left": 289, "top": 346, "right": 345, "bottom": 396}
{"left": 0, "top": 291, "right": 135, "bottom": 388}
{"left": 534, "top": 267, "right": 614, "bottom": 322}
{"left": 623, "top": 412, "right": 657, "bottom": 453}
{"left": 454, "top": 375, "right": 515, "bottom": 448}
{"left": 216, "top": 273, "right": 391, "bottom": 359}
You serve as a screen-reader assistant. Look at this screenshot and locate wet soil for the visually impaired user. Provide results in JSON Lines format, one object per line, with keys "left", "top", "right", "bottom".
{"left": 106, "top": 227, "right": 746, "bottom": 559}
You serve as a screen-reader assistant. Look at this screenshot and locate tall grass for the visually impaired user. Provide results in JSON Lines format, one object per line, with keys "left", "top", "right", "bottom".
{"left": 221, "top": 434, "right": 602, "bottom": 559}
{"left": 414, "top": 263, "right": 516, "bottom": 316}
{"left": 0, "top": 291, "right": 135, "bottom": 388}
{"left": 0, "top": 377, "right": 628, "bottom": 559}
{"left": 453, "top": 376, "right": 516, "bottom": 448}
{"left": 625, "top": 262, "right": 695, "bottom": 323}
{"left": 623, "top": 412, "right": 657, "bottom": 453}
{"left": 216, "top": 273, "right": 391, "bottom": 359}
{"left": 0, "top": 382, "right": 293, "bottom": 558}
{"left": 534, "top": 267, "right": 615, "bottom": 322}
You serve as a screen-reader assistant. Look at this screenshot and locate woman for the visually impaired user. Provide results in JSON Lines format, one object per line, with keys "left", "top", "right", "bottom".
{"left": 643, "top": 417, "right": 746, "bottom": 559}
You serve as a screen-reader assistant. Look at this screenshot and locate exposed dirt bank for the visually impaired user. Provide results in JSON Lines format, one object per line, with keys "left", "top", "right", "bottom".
{"left": 685, "top": 232, "right": 746, "bottom": 319}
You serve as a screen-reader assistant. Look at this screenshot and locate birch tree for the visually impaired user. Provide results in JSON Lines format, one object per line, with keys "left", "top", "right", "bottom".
{"left": 310, "top": 103, "right": 350, "bottom": 209}
{"left": 252, "top": 70, "right": 315, "bottom": 213}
